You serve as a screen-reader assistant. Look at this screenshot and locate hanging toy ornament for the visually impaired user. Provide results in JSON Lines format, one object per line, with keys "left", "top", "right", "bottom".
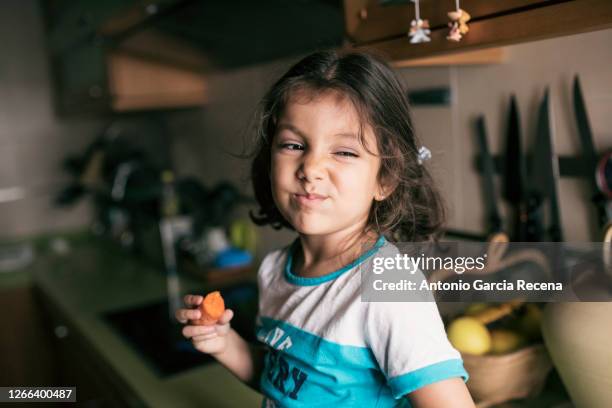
{"left": 408, "top": 0, "right": 430, "bottom": 44}
{"left": 447, "top": 0, "right": 471, "bottom": 42}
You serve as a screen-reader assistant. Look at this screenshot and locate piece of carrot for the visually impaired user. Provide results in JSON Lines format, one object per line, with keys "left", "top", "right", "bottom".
{"left": 192, "top": 291, "right": 225, "bottom": 326}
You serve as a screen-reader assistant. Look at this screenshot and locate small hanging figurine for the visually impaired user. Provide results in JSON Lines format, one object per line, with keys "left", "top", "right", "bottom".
{"left": 408, "top": 0, "right": 431, "bottom": 44}
{"left": 409, "top": 19, "right": 431, "bottom": 43}
{"left": 447, "top": 0, "right": 471, "bottom": 42}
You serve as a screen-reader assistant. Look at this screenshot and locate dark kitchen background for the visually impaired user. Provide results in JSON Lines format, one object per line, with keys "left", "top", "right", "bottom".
{"left": 1, "top": 0, "right": 611, "bottom": 407}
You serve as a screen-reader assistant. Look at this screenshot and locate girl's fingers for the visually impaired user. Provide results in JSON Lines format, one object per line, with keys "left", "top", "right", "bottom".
{"left": 183, "top": 294, "right": 203, "bottom": 306}
{"left": 175, "top": 308, "right": 201, "bottom": 324}
{"left": 216, "top": 321, "right": 231, "bottom": 335}
{"left": 182, "top": 324, "right": 216, "bottom": 339}
{"left": 176, "top": 294, "right": 204, "bottom": 323}
{"left": 175, "top": 309, "right": 187, "bottom": 324}
{"left": 217, "top": 308, "right": 234, "bottom": 325}
{"left": 192, "top": 332, "right": 218, "bottom": 342}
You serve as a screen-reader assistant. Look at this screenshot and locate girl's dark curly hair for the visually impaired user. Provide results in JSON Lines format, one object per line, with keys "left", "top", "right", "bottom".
{"left": 248, "top": 49, "right": 446, "bottom": 242}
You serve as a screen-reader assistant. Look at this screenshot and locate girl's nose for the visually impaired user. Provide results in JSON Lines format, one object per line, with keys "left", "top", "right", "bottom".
{"left": 297, "top": 151, "right": 325, "bottom": 182}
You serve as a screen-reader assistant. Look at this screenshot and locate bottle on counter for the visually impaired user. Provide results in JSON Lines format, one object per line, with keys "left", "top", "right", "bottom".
{"left": 160, "top": 170, "right": 179, "bottom": 218}
{"left": 159, "top": 170, "right": 182, "bottom": 322}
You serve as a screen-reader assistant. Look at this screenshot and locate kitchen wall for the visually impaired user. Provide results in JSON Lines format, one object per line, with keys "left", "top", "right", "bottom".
{"left": 407, "top": 28, "right": 612, "bottom": 243}
{"left": 0, "top": 0, "right": 104, "bottom": 240}
{"left": 168, "top": 28, "right": 612, "bottom": 257}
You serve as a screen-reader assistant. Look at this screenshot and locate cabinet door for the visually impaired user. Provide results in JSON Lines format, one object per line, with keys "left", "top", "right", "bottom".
{"left": 0, "top": 286, "right": 57, "bottom": 386}
{"left": 34, "top": 287, "right": 144, "bottom": 407}
{"left": 52, "top": 324, "right": 135, "bottom": 407}
{"left": 52, "top": 43, "right": 111, "bottom": 114}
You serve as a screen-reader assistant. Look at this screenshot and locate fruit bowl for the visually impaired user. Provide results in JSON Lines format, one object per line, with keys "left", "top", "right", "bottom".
{"left": 462, "top": 344, "right": 552, "bottom": 407}
{"left": 445, "top": 302, "right": 553, "bottom": 407}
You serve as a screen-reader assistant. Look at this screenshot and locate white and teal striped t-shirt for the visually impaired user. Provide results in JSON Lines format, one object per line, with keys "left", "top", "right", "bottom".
{"left": 255, "top": 236, "right": 468, "bottom": 408}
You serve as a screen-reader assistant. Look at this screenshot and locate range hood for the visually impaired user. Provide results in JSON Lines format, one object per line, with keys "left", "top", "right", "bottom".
{"left": 42, "top": 0, "right": 345, "bottom": 113}
{"left": 112, "top": 0, "right": 346, "bottom": 70}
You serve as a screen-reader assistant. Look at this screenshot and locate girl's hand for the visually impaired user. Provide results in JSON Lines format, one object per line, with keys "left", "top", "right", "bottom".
{"left": 175, "top": 294, "right": 234, "bottom": 356}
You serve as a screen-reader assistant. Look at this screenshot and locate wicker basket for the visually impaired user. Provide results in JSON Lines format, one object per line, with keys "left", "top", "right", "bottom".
{"left": 462, "top": 344, "right": 553, "bottom": 408}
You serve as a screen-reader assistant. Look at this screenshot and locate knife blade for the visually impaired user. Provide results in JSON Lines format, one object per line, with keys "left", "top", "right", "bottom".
{"left": 502, "top": 95, "right": 528, "bottom": 241}
{"left": 475, "top": 116, "right": 504, "bottom": 236}
{"left": 573, "top": 76, "right": 598, "bottom": 168}
{"left": 573, "top": 75, "right": 608, "bottom": 228}
{"left": 532, "top": 88, "right": 563, "bottom": 241}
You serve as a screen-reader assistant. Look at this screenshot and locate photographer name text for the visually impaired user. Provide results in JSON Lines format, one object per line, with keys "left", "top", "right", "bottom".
{"left": 372, "top": 279, "right": 563, "bottom": 292}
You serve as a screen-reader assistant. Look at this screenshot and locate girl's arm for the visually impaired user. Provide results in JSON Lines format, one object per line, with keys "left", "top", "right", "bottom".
{"left": 212, "top": 328, "right": 266, "bottom": 392}
{"left": 406, "top": 377, "right": 475, "bottom": 408}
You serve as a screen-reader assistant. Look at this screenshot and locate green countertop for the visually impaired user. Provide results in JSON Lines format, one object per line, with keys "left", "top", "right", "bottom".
{"left": 30, "top": 235, "right": 262, "bottom": 408}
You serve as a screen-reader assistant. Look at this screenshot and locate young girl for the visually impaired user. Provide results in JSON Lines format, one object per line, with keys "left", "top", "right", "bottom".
{"left": 176, "top": 50, "right": 474, "bottom": 407}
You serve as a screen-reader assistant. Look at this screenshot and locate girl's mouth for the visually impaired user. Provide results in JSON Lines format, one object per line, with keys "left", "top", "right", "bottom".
{"left": 293, "top": 193, "right": 327, "bottom": 206}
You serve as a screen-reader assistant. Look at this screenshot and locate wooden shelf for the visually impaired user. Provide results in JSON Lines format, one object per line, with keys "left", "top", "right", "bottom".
{"left": 344, "top": 0, "right": 548, "bottom": 45}
{"left": 391, "top": 47, "right": 506, "bottom": 68}
{"left": 347, "top": 0, "right": 612, "bottom": 66}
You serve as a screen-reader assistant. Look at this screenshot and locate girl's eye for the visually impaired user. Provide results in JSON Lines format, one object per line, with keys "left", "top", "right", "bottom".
{"left": 335, "top": 151, "right": 358, "bottom": 158}
{"left": 280, "top": 143, "right": 303, "bottom": 151}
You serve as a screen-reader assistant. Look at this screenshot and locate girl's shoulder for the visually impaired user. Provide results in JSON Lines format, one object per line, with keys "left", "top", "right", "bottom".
{"left": 256, "top": 241, "right": 294, "bottom": 279}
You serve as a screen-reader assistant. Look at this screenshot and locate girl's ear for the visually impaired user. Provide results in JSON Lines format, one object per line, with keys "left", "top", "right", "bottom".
{"left": 375, "top": 176, "right": 397, "bottom": 201}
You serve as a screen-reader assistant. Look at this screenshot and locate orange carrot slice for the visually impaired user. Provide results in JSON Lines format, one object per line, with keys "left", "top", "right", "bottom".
{"left": 192, "top": 291, "right": 225, "bottom": 326}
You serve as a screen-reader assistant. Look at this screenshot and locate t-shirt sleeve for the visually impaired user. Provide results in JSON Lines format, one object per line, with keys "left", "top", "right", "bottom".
{"left": 364, "top": 300, "right": 469, "bottom": 399}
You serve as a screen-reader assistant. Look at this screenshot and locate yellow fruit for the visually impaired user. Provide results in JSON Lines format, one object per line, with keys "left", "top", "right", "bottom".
{"left": 230, "top": 219, "right": 258, "bottom": 254}
{"left": 489, "top": 329, "right": 526, "bottom": 354}
{"left": 447, "top": 317, "right": 491, "bottom": 355}
{"left": 464, "top": 303, "right": 489, "bottom": 316}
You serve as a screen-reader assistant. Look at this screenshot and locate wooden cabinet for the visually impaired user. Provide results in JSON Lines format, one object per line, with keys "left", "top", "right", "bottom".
{"left": 107, "top": 51, "right": 207, "bottom": 111}
{"left": 344, "top": 0, "right": 612, "bottom": 65}
{"left": 33, "top": 286, "right": 144, "bottom": 407}
{"left": 42, "top": 0, "right": 208, "bottom": 114}
{"left": 0, "top": 286, "right": 56, "bottom": 387}
{"left": 0, "top": 284, "right": 136, "bottom": 405}
{"left": 50, "top": 34, "right": 208, "bottom": 114}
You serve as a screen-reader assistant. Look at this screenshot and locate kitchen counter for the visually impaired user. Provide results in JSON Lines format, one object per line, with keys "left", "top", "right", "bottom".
{"left": 32, "top": 235, "right": 263, "bottom": 407}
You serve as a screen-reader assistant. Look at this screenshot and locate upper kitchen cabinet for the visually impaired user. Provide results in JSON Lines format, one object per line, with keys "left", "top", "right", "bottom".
{"left": 40, "top": 0, "right": 345, "bottom": 115}
{"left": 41, "top": 0, "right": 209, "bottom": 114}
{"left": 344, "top": 0, "right": 612, "bottom": 66}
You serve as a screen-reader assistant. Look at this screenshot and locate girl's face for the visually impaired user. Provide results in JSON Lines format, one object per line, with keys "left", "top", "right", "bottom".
{"left": 270, "top": 91, "right": 385, "bottom": 236}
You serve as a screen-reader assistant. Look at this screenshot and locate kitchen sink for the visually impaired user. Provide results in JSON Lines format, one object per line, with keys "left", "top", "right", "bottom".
{"left": 103, "top": 282, "right": 258, "bottom": 377}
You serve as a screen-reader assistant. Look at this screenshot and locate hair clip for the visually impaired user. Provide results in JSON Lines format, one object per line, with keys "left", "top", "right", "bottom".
{"left": 417, "top": 146, "right": 432, "bottom": 165}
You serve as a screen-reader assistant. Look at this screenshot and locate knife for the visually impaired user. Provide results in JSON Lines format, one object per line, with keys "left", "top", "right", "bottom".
{"left": 502, "top": 95, "right": 530, "bottom": 241}
{"left": 532, "top": 88, "right": 564, "bottom": 242}
{"left": 573, "top": 75, "right": 608, "bottom": 229}
{"left": 531, "top": 88, "right": 570, "bottom": 285}
{"left": 475, "top": 116, "right": 508, "bottom": 242}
